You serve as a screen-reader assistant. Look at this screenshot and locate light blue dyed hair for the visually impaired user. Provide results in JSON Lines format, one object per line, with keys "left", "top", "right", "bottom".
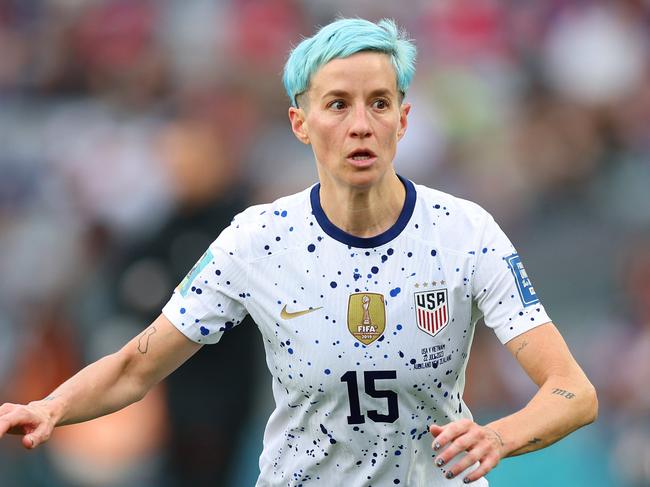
{"left": 283, "top": 18, "right": 417, "bottom": 107}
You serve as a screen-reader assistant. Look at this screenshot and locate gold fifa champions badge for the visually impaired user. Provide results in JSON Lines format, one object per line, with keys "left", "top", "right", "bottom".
{"left": 347, "top": 292, "right": 385, "bottom": 345}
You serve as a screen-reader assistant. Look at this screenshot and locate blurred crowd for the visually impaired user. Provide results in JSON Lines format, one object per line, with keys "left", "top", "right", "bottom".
{"left": 0, "top": 0, "right": 649, "bottom": 486}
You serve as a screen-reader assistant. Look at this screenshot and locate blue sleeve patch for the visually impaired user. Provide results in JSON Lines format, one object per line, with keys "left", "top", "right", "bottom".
{"left": 179, "top": 249, "right": 213, "bottom": 297}
{"left": 505, "top": 253, "right": 539, "bottom": 307}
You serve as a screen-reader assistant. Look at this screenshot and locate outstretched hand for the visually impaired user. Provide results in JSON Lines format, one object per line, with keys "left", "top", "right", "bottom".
{"left": 429, "top": 419, "right": 505, "bottom": 483}
{"left": 0, "top": 402, "right": 55, "bottom": 449}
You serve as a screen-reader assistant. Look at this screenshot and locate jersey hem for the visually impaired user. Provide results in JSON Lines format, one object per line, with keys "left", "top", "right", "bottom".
{"left": 495, "top": 316, "right": 552, "bottom": 344}
{"left": 161, "top": 303, "right": 220, "bottom": 345}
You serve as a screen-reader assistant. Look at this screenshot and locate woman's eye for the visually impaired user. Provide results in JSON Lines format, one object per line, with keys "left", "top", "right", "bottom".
{"left": 373, "top": 99, "right": 389, "bottom": 110}
{"left": 328, "top": 100, "right": 346, "bottom": 110}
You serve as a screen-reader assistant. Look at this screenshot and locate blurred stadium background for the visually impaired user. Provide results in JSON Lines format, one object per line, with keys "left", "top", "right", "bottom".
{"left": 1, "top": 0, "right": 649, "bottom": 486}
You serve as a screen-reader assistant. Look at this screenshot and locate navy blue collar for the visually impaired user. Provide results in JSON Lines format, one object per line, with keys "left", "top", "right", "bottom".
{"left": 310, "top": 175, "right": 416, "bottom": 249}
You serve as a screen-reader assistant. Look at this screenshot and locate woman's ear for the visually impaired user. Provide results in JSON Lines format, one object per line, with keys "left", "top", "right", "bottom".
{"left": 289, "top": 107, "right": 310, "bottom": 145}
{"left": 397, "top": 103, "right": 411, "bottom": 141}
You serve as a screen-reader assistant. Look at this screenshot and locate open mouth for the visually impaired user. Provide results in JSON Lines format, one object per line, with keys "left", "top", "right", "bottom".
{"left": 347, "top": 149, "right": 377, "bottom": 161}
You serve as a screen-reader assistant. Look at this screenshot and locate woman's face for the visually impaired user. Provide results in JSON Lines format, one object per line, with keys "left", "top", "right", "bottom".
{"left": 289, "top": 52, "right": 410, "bottom": 190}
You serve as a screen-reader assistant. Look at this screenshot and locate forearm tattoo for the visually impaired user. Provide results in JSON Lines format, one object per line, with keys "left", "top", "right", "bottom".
{"left": 514, "top": 340, "right": 529, "bottom": 359}
{"left": 528, "top": 438, "right": 542, "bottom": 446}
{"left": 551, "top": 388, "right": 576, "bottom": 399}
{"left": 137, "top": 326, "right": 158, "bottom": 354}
{"left": 43, "top": 395, "right": 58, "bottom": 401}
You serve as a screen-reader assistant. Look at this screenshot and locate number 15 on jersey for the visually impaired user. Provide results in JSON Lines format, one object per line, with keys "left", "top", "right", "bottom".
{"left": 340, "top": 370, "right": 399, "bottom": 424}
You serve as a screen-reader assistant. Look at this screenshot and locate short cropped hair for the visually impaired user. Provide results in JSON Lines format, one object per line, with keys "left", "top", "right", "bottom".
{"left": 283, "top": 18, "right": 417, "bottom": 107}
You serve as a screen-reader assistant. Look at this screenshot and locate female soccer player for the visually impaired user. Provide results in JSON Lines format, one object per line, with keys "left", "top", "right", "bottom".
{"left": 0, "top": 18, "right": 597, "bottom": 486}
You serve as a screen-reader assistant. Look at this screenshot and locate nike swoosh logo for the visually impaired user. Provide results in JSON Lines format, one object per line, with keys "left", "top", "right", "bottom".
{"left": 280, "top": 305, "right": 323, "bottom": 320}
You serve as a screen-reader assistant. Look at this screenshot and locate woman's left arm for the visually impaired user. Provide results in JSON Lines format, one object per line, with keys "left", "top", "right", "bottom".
{"left": 429, "top": 322, "right": 598, "bottom": 483}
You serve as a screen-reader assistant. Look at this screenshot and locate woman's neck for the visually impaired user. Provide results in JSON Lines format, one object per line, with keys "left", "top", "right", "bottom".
{"left": 318, "top": 172, "right": 406, "bottom": 238}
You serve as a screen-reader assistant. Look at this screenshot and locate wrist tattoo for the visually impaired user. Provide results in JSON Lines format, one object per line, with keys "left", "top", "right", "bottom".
{"left": 485, "top": 427, "right": 504, "bottom": 447}
{"left": 137, "top": 326, "right": 158, "bottom": 354}
{"left": 551, "top": 388, "right": 576, "bottom": 399}
{"left": 43, "top": 395, "right": 58, "bottom": 401}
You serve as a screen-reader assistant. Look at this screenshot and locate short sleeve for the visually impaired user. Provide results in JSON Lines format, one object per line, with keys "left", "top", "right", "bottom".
{"left": 162, "top": 225, "right": 249, "bottom": 344}
{"left": 472, "top": 213, "right": 551, "bottom": 344}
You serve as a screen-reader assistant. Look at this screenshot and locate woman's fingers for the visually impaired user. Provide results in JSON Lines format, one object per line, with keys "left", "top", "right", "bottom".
{"left": 0, "top": 402, "right": 53, "bottom": 449}
{"left": 430, "top": 420, "right": 503, "bottom": 481}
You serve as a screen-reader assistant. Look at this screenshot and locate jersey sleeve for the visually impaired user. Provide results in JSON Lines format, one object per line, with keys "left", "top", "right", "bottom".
{"left": 162, "top": 224, "right": 249, "bottom": 344}
{"left": 471, "top": 212, "right": 551, "bottom": 344}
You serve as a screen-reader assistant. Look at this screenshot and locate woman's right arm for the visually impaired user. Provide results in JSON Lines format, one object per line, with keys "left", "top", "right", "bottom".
{"left": 0, "top": 313, "right": 201, "bottom": 449}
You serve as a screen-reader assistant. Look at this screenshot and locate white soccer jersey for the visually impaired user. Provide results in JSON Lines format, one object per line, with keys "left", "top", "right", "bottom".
{"left": 162, "top": 176, "right": 551, "bottom": 486}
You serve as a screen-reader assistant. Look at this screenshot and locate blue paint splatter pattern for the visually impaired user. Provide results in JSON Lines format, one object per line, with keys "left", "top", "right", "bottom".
{"left": 162, "top": 179, "right": 550, "bottom": 486}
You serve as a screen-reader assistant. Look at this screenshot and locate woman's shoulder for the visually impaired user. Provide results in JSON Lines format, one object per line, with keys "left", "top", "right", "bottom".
{"left": 231, "top": 186, "right": 313, "bottom": 228}
{"left": 213, "top": 186, "right": 316, "bottom": 260}
{"left": 412, "top": 182, "right": 492, "bottom": 225}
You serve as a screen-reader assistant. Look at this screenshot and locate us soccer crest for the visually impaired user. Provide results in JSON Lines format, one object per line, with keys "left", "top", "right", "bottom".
{"left": 414, "top": 289, "right": 449, "bottom": 337}
{"left": 348, "top": 293, "right": 385, "bottom": 345}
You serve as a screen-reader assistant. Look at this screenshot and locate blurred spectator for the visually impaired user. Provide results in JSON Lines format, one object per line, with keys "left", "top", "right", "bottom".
{"left": 75, "top": 102, "right": 262, "bottom": 486}
{"left": 541, "top": 3, "right": 647, "bottom": 107}
{"left": 586, "top": 237, "right": 650, "bottom": 487}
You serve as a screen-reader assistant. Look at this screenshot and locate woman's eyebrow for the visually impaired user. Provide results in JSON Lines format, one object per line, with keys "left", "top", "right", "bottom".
{"left": 321, "top": 88, "right": 394, "bottom": 100}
